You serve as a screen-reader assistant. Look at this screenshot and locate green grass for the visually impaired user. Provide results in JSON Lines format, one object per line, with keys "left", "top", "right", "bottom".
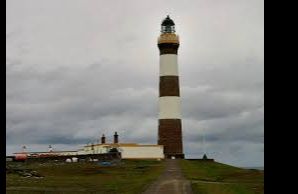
{"left": 191, "top": 183, "right": 263, "bottom": 194}
{"left": 179, "top": 160, "right": 264, "bottom": 194}
{"left": 6, "top": 160, "right": 165, "bottom": 194}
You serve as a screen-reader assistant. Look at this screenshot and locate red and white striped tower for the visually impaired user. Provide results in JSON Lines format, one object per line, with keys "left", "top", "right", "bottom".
{"left": 157, "top": 15, "right": 184, "bottom": 159}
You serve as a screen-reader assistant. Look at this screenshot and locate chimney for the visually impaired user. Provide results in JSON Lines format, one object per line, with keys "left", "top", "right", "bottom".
{"left": 114, "top": 132, "right": 119, "bottom": 144}
{"left": 101, "top": 134, "right": 106, "bottom": 144}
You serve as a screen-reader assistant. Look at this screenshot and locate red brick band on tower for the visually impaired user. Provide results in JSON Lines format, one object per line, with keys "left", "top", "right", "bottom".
{"left": 158, "top": 43, "right": 179, "bottom": 55}
{"left": 157, "top": 15, "right": 184, "bottom": 159}
{"left": 159, "top": 76, "right": 180, "bottom": 97}
{"left": 158, "top": 119, "right": 183, "bottom": 156}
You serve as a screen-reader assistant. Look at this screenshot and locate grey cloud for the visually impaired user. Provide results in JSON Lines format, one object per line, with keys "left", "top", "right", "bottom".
{"left": 6, "top": 0, "right": 264, "bottom": 167}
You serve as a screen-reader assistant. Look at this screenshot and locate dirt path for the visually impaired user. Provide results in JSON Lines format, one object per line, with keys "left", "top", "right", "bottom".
{"left": 142, "top": 159, "right": 193, "bottom": 194}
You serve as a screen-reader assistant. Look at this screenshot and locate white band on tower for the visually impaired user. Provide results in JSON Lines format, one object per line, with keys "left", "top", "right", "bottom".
{"left": 159, "top": 96, "right": 181, "bottom": 119}
{"left": 160, "top": 54, "right": 178, "bottom": 76}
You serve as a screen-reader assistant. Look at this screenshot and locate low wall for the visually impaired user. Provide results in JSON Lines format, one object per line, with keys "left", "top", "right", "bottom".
{"left": 25, "top": 152, "right": 121, "bottom": 162}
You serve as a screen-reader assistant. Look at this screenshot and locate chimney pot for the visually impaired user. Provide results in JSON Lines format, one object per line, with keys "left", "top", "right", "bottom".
{"left": 114, "top": 132, "right": 119, "bottom": 144}
{"left": 101, "top": 134, "right": 106, "bottom": 144}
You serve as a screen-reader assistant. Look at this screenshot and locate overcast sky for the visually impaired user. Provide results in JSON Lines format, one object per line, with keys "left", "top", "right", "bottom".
{"left": 6, "top": 0, "right": 264, "bottom": 167}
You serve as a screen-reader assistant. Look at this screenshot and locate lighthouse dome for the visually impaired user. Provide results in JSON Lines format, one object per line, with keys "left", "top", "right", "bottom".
{"left": 161, "top": 15, "right": 175, "bottom": 26}
{"left": 161, "top": 15, "right": 175, "bottom": 33}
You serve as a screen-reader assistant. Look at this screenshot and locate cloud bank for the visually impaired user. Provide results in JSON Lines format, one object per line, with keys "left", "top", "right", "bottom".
{"left": 6, "top": 0, "right": 264, "bottom": 167}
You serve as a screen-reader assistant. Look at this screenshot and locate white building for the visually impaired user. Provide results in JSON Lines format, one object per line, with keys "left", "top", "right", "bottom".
{"left": 83, "top": 143, "right": 164, "bottom": 159}
{"left": 14, "top": 132, "right": 165, "bottom": 160}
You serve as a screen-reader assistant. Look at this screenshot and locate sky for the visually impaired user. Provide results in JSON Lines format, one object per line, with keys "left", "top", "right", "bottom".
{"left": 6, "top": 0, "right": 264, "bottom": 167}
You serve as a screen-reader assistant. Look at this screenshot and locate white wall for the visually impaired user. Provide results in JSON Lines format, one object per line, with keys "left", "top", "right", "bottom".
{"left": 59, "top": 151, "right": 78, "bottom": 156}
{"left": 160, "top": 54, "right": 178, "bottom": 76}
{"left": 83, "top": 145, "right": 110, "bottom": 155}
{"left": 119, "top": 146, "right": 164, "bottom": 159}
{"left": 27, "top": 144, "right": 164, "bottom": 159}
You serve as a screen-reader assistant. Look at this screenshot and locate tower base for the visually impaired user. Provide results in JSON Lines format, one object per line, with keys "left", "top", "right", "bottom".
{"left": 165, "top": 153, "right": 185, "bottom": 159}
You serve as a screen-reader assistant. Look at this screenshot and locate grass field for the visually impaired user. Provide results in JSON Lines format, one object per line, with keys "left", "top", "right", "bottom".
{"left": 179, "top": 160, "right": 264, "bottom": 194}
{"left": 6, "top": 160, "right": 164, "bottom": 194}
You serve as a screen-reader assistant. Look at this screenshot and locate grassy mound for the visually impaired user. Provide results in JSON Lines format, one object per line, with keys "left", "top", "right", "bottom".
{"left": 6, "top": 160, "right": 164, "bottom": 194}
{"left": 179, "top": 160, "right": 264, "bottom": 194}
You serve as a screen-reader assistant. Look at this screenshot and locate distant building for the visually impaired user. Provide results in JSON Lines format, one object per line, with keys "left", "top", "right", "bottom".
{"left": 14, "top": 132, "right": 164, "bottom": 160}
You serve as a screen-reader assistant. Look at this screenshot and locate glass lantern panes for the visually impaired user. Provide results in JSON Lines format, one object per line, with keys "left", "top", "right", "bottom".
{"left": 161, "top": 25, "right": 175, "bottom": 33}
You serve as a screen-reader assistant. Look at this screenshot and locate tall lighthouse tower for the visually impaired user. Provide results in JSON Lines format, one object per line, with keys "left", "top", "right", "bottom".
{"left": 158, "top": 15, "right": 184, "bottom": 159}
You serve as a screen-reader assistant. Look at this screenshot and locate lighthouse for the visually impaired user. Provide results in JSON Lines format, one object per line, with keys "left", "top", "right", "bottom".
{"left": 157, "top": 15, "right": 184, "bottom": 159}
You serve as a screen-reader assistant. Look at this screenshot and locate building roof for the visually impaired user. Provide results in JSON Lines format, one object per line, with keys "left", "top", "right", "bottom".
{"left": 161, "top": 15, "right": 175, "bottom": 26}
{"left": 85, "top": 143, "right": 163, "bottom": 148}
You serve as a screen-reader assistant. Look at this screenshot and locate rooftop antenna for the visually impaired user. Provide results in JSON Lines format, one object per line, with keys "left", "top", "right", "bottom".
{"left": 203, "top": 132, "right": 206, "bottom": 154}
{"left": 22, "top": 145, "right": 27, "bottom": 153}
{"left": 202, "top": 129, "right": 207, "bottom": 158}
{"left": 48, "top": 145, "right": 53, "bottom": 152}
